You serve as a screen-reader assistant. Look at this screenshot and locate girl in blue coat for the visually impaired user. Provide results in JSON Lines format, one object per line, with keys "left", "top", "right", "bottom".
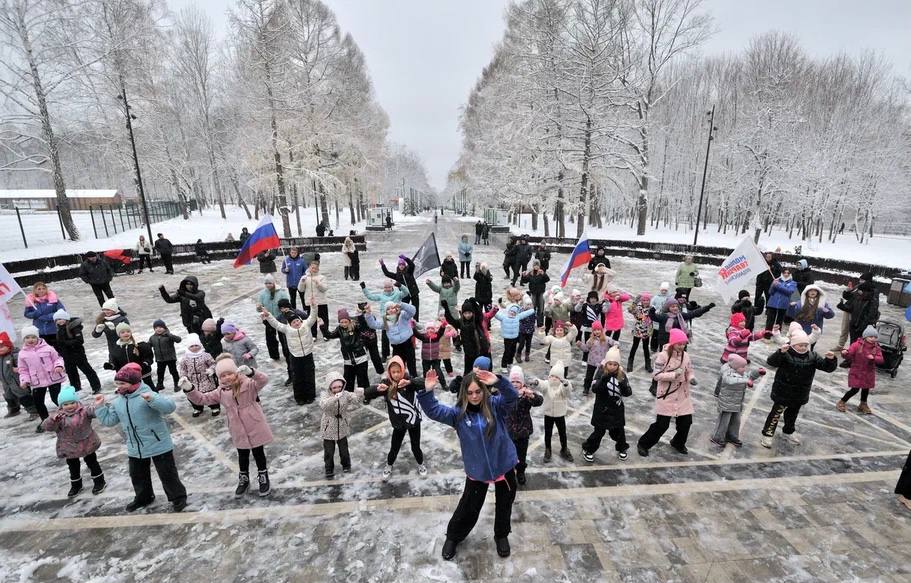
{"left": 419, "top": 368, "right": 518, "bottom": 561}
{"left": 24, "top": 282, "right": 65, "bottom": 345}
{"left": 96, "top": 363, "right": 188, "bottom": 513}
{"left": 494, "top": 303, "right": 535, "bottom": 373}
{"left": 365, "top": 301, "right": 418, "bottom": 377}
{"left": 764, "top": 268, "right": 797, "bottom": 332}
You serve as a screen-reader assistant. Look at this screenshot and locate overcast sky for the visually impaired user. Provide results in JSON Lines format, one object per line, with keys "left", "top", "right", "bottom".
{"left": 174, "top": 0, "right": 911, "bottom": 191}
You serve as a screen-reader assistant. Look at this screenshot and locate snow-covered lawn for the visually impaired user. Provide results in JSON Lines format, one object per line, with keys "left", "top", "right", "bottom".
{"left": 1, "top": 205, "right": 374, "bottom": 262}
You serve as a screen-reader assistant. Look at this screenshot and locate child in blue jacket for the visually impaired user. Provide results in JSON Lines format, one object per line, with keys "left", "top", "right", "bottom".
{"left": 494, "top": 302, "right": 535, "bottom": 373}
{"left": 418, "top": 368, "right": 518, "bottom": 561}
{"left": 96, "top": 363, "right": 188, "bottom": 513}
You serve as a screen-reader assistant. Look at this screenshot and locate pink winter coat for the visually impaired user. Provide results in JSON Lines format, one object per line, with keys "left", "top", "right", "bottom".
{"left": 652, "top": 350, "right": 694, "bottom": 417}
{"left": 604, "top": 293, "right": 630, "bottom": 332}
{"left": 41, "top": 403, "right": 101, "bottom": 459}
{"left": 17, "top": 339, "right": 66, "bottom": 388}
{"left": 187, "top": 370, "right": 272, "bottom": 449}
{"left": 721, "top": 326, "right": 767, "bottom": 362}
{"left": 844, "top": 339, "right": 884, "bottom": 389}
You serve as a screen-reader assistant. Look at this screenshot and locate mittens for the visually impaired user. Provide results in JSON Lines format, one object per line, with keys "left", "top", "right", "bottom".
{"left": 177, "top": 377, "right": 193, "bottom": 392}
{"left": 237, "top": 365, "right": 254, "bottom": 377}
{"left": 94, "top": 324, "right": 106, "bottom": 333}
{"left": 740, "top": 328, "right": 752, "bottom": 338}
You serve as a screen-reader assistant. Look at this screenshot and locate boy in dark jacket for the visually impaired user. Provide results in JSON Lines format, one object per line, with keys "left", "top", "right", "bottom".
{"left": 506, "top": 366, "right": 544, "bottom": 485}
{"left": 581, "top": 347, "right": 632, "bottom": 462}
{"left": 91, "top": 299, "right": 129, "bottom": 364}
{"left": 54, "top": 310, "right": 101, "bottom": 394}
{"left": 442, "top": 298, "right": 491, "bottom": 374}
{"left": 159, "top": 276, "right": 212, "bottom": 335}
{"left": 731, "top": 290, "right": 758, "bottom": 331}
{"left": 200, "top": 317, "right": 224, "bottom": 360}
{"left": 521, "top": 261, "right": 550, "bottom": 327}
{"left": 79, "top": 251, "right": 115, "bottom": 307}
{"left": 760, "top": 327, "right": 837, "bottom": 448}
{"left": 149, "top": 320, "right": 182, "bottom": 392}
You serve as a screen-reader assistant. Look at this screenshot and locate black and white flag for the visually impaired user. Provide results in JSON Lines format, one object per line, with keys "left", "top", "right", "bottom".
{"left": 411, "top": 233, "right": 441, "bottom": 277}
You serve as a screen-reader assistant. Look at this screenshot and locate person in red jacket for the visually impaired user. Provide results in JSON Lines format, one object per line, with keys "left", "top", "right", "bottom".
{"left": 835, "top": 325, "right": 884, "bottom": 415}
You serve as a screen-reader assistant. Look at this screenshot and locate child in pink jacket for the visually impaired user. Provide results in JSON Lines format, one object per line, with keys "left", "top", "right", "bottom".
{"left": 41, "top": 385, "right": 106, "bottom": 497}
{"left": 18, "top": 325, "right": 66, "bottom": 431}
{"left": 180, "top": 354, "right": 272, "bottom": 497}
{"left": 721, "top": 312, "right": 771, "bottom": 363}
{"left": 836, "top": 325, "right": 884, "bottom": 415}
{"left": 603, "top": 287, "right": 630, "bottom": 341}
{"left": 177, "top": 334, "right": 219, "bottom": 418}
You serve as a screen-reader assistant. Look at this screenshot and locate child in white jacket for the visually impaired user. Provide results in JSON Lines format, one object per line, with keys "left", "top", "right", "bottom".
{"left": 541, "top": 362, "right": 573, "bottom": 463}
{"left": 319, "top": 370, "right": 364, "bottom": 478}
{"left": 539, "top": 322, "right": 577, "bottom": 378}
{"left": 261, "top": 308, "right": 319, "bottom": 405}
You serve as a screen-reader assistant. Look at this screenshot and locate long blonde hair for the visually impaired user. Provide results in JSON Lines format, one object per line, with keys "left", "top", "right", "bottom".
{"left": 456, "top": 372, "right": 496, "bottom": 439}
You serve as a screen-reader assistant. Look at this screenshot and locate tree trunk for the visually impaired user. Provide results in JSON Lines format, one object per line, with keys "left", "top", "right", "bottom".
{"left": 318, "top": 182, "right": 329, "bottom": 226}
{"left": 263, "top": 63, "right": 290, "bottom": 237}
{"left": 347, "top": 182, "right": 356, "bottom": 226}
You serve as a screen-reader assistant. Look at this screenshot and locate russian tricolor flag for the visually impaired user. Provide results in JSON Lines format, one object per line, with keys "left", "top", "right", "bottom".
{"left": 559, "top": 236, "right": 592, "bottom": 287}
{"left": 233, "top": 214, "right": 281, "bottom": 268}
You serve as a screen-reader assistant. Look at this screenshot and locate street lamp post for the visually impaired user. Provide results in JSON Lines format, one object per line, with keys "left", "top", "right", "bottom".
{"left": 693, "top": 105, "right": 717, "bottom": 248}
{"left": 118, "top": 87, "right": 153, "bottom": 244}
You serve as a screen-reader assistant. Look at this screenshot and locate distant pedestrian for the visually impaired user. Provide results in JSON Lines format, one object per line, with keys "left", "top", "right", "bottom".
{"left": 238, "top": 228, "right": 250, "bottom": 244}
{"left": 256, "top": 249, "right": 277, "bottom": 273}
{"left": 79, "top": 251, "right": 115, "bottom": 307}
{"left": 194, "top": 239, "right": 211, "bottom": 264}
{"left": 154, "top": 233, "right": 174, "bottom": 274}
{"left": 136, "top": 235, "right": 154, "bottom": 272}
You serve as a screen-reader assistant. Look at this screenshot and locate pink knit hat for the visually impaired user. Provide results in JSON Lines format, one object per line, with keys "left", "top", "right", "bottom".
{"left": 727, "top": 354, "right": 747, "bottom": 373}
{"left": 668, "top": 328, "right": 689, "bottom": 347}
{"left": 591, "top": 321, "right": 603, "bottom": 331}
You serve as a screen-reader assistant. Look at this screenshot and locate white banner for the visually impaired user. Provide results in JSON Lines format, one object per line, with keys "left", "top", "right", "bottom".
{"left": 0, "top": 302, "right": 16, "bottom": 342}
{"left": 716, "top": 237, "right": 770, "bottom": 303}
{"left": 0, "top": 262, "right": 23, "bottom": 305}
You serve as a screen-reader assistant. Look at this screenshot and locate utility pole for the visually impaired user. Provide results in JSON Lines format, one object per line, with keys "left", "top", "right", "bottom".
{"left": 693, "top": 104, "right": 716, "bottom": 248}
{"left": 118, "top": 86, "right": 153, "bottom": 244}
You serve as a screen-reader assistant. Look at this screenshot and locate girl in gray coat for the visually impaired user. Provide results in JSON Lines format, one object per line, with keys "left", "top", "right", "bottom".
{"left": 220, "top": 322, "right": 259, "bottom": 368}
{"left": 711, "top": 355, "right": 764, "bottom": 447}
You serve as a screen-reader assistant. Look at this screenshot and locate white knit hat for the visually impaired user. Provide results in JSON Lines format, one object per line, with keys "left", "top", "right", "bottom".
{"left": 102, "top": 298, "right": 119, "bottom": 312}
{"left": 509, "top": 365, "right": 525, "bottom": 384}
{"left": 549, "top": 362, "right": 565, "bottom": 380}
{"left": 604, "top": 346, "right": 621, "bottom": 364}
{"left": 790, "top": 328, "right": 810, "bottom": 346}
{"left": 21, "top": 325, "right": 39, "bottom": 338}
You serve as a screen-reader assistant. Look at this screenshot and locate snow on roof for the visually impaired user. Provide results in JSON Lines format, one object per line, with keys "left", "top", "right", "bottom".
{"left": 0, "top": 189, "right": 120, "bottom": 200}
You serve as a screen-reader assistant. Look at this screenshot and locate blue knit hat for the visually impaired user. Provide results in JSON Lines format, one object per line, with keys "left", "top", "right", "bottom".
{"left": 472, "top": 356, "right": 492, "bottom": 371}
{"left": 57, "top": 385, "right": 79, "bottom": 404}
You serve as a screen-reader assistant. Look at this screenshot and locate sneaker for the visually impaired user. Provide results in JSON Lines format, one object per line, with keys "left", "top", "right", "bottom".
{"left": 637, "top": 444, "right": 649, "bottom": 457}
{"left": 495, "top": 536, "right": 511, "bottom": 558}
{"left": 172, "top": 498, "right": 188, "bottom": 512}
{"left": 524, "top": 353, "right": 530, "bottom": 361}
{"left": 515, "top": 354, "right": 522, "bottom": 363}
{"left": 125, "top": 495, "right": 155, "bottom": 512}
{"left": 417, "top": 464, "right": 428, "bottom": 476}
{"left": 857, "top": 403, "right": 872, "bottom": 415}
{"left": 709, "top": 437, "right": 725, "bottom": 447}
{"left": 382, "top": 464, "right": 393, "bottom": 481}
{"left": 689, "top": 378, "right": 698, "bottom": 386}
{"left": 4, "top": 408, "right": 21, "bottom": 418}
{"left": 192, "top": 410, "right": 203, "bottom": 418}
{"left": 559, "top": 448, "right": 574, "bottom": 462}
{"left": 325, "top": 469, "right": 334, "bottom": 479}
{"left": 235, "top": 473, "right": 250, "bottom": 497}
{"left": 257, "top": 470, "right": 271, "bottom": 496}
{"left": 442, "top": 538, "right": 458, "bottom": 560}
{"left": 544, "top": 357, "right": 550, "bottom": 364}
{"left": 543, "top": 448, "right": 552, "bottom": 462}
{"left": 760, "top": 435, "right": 774, "bottom": 449}
{"left": 35, "top": 423, "right": 44, "bottom": 433}
{"left": 618, "top": 450, "right": 628, "bottom": 461}
{"left": 671, "top": 444, "right": 689, "bottom": 455}
{"left": 500, "top": 367, "right": 508, "bottom": 374}
{"left": 342, "top": 466, "right": 351, "bottom": 473}
{"left": 67, "top": 478, "right": 83, "bottom": 498}
{"left": 835, "top": 400, "right": 847, "bottom": 412}
{"left": 91, "top": 473, "right": 106, "bottom": 495}
{"left": 211, "top": 409, "right": 220, "bottom": 417}
{"left": 581, "top": 449, "right": 594, "bottom": 463}
{"left": 784, "top": 432, "right": 801, "bottom": 445}
{"left": 644, "top": 365, "right": 653, "bottom": 373}
{"left": 728, "top": 439, "right": 743, "bottom": 448}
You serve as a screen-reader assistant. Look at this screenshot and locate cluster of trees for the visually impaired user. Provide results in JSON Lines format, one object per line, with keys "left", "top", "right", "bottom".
{"left": 0, "top": 0, "right": 428, "bottom": 240}
{"left": 449, "top": 0, "right": 911, "bottom": 243}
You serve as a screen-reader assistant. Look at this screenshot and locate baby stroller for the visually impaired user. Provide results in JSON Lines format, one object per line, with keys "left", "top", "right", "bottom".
{"left": 875, "top": 319, "right": 906, "bottom": 378}
{"left": 103, "top": 248, "right": 135, "bottom": 276}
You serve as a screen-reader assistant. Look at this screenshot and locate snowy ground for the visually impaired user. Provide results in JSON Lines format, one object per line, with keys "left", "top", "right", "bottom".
{"left": 2, "top": 205, "right": 365, "bottom": 262}
{"left": 505, "top": 212, "right": 911, "bottom": 269}
{"left": 1, "top": 215, "right": 910, "bottom": 582}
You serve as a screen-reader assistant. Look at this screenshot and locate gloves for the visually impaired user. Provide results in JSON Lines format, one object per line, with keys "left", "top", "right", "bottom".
{"left": 359, "top": 281, "right": 366, "bottom": 289}
{"left": 105, "top": 322, "right": 116, "bottom": 330}
{"left": 242, "top": 352, "right": 252, "bottom": 360}
{"left": 177, "top": 377, "right": 193, "bottom": 392}
{"left": 205, "top": 367, "right": 215, "bottom": 376}
{"left": 763, "top": 330, "right": 773, "bottom": 339}
{"left": 94, "top": 324, "right": 106, "bottom": 333}
{"left": 746, "top": 379, "right": 754, "bottom": 388}
{"left": 758, "top": 368, "right": 767, "bottom": 376}
{"left": 740, "top": 328, "right": 752, "bottom": 339}
{"left": 237, "top": 365, "right": 253, "bottom": 377}
{"left": 103, "top": 362, "right": 115, "bottom": 371}
{"left": 399, "top": 254, "right": 407, "bottom": 261}
{"left": 706, "top": 303, "right": 716, "bottom": 310}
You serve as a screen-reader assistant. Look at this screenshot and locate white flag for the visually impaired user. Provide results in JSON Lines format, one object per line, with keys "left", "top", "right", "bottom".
{"left": 716, "top": 237, "right": 769, "bottom": 303}
{"left": 0, "top": 262, "right": 23, "bottom": 304}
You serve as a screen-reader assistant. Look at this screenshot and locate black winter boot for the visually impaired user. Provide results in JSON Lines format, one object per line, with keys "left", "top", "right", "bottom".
{"left": 258, "top": 470, "right": 271, "bottom": 496}
{"left": 91, "top": 473, "right": 106, "bottom": 495}
{"left": 235, "top": 473, "right": 250, "bottom": 497}
{"left": 67, "top": 478, "right": 83, "bottom": 498}
{"left": 442, "top": 538, "right": 458, "bottom": 560}
{"left": 125, "top": 495, "right": 155, "bottom": 512}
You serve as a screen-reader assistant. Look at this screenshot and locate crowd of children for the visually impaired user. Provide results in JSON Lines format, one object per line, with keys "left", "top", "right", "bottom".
{"left": 1, "top": 238, "right": 907, "bottom": 562}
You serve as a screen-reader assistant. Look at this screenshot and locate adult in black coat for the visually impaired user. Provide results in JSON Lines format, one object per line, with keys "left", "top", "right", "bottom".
{"left": 793, "top": 259, "right": 814, "bottom": 295}
{"left": 472, "top": 263, "right": 494, "bottom": 311}
{"left": 154, "top": 233, "right": 174, "bottom": 274}
{"left": 503, "top": 240, "right": 517, "bottom": 280}
{"left": 731, "top": 290, "right": 758, "bottom": 331}
{"left": 257, "top": 250, "right": 277, "bottom": 273}
{"left": 238, "top": 228, "right": 251, "bottom": 244}
{"left": 534, "top": 245, "right": 551, "bottom": 272}
{"left": 588, "top": 247, "right": 611, "bottom": 271}
{"left": 761, "top": 341, "right": 837, "bottom": 444}
{"left": 844, "top": 282, "right": 880, "bottom": 343}
{"left": 481, "top": 222, "right": 490, "bottom": 245}
{"left": 381, "top": 255, "right": 420, "bottom": 319}
{"left": 474, "top": 221, "right": 483, "bottom": 244}
{"left": 440, "top": 255, "right": 459, "bottom": 280}
{"left": 158, "top": 275, "right": 213, "bottom": 335}
{"left": 754, "top": 252, "right": 782, "bottom": 312}
{"left": 521, "top": 263, "right": 550, "bottom": 327}
{"left": 442, "top": 298, "right": 490, "bottom": 374}
{"left": 79, "top": 252, "right": 114, "bottom": 307}
{"left": 515, "top": 237, "right": 533, "bottom": 274}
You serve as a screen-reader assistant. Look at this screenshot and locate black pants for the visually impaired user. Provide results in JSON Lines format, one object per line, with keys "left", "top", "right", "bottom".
{"left": 190, "top": 394, "right": 220, "bottom": 413}
{"left": 367, "top": 338, "right": 384, "bottom": 373}
{"left": 391, "top": 341, "right": 418, "bottom": 377}
{"left": 344, "top": 266, "right": 351, "bottom": 280}
{"left": 463, "top": 348, "right": 479, "bottom": 375}
{"left": 475, "top": 234, "right": 481, "bottom": 244}
{"left": 403, "top": 295, "right": 420, "bottom": 321}
{"left": 531, "top": 293, "right": 545, "bottom": 326}
{"left": 308, "top": 304, "right": 329, "bottom": 338}
{"left": 421, "top": 358, "right": 445, "bottom": 380}
{"left": 516, "top": 332, "right": 533, "bottom": 358}
{"left": 583, "top": 364, "right": 599, "bottom": 393}
{"left": 650, "top": 329, "right": 665, "bottom": 353}
{"left": 344, "top": 362, "right": 370, "bottom": 390}
{"left": 510, "top": 264, "right": 522, "bottom": 286}
{"left": 638, "top": 414, "right": 693, "bottom": 451}
{"left": 582, "top": 426, "right": 628, "bottom": 454}
{"left": 443, "top": 358, "right": 453, "bottom": 373}
{"left": 513, "top": 436, "right": 529, "bottom": 473}
{"left": 446, "top": 469, "right": 517, "bottom": 542}
{"left": 156, "top": 361, "right": 179, "bottom": 390}
{"left": 90, "top": 283, "right": 114, "bottom": 307}
{"left": 842, "top": 388, "right": 870, "bottom": 403}
{"left": 543, "top": 415, "right": 567, "bottom": 451}
{"left": 607, "top": 329, "right": 621, "bottom": 341}
{"left": 324, "top": 438, "right": 351, "bottom": 473}
{"left": 5, "top": 392, "right": 34, "bottom": 414}
{"left": 66, "top": 452, "right": 103, "bottom": 480}
{"left": 765, "top": 307, "right": 787, "bottom": 331}
{"left": 388, "top": 425, "right": 423, "bottom": 465}
{"left": 460, "top": 261, "right": 471, "bottom": 278}
{"left": 896, "top": 450, "right": 911, "bottom": 498}
{"left": 676, "top": 287, "right": 692, "bottom": 301}
{"left": 288, "top": 287, "right": 299, "bottom": 310}
{"left": 64, "top": 352, "right": 101, "bottom": 392}
{"left": 160, "top": 253, "right": 174, "bottom": 273}
{"left": 32, "top": 384, "right": 61, "bottom": 420}
{"left": 350, "top": 263, "right": 360, "bottom": 280}
{"left": 381, "top": 330, "right": 390, "bottom": 360}
{"left": 290, "top": 353, "right": 316, "bottom": 403}
{"left": 128, "top": 450, "right": 187, "bottom": 504}
{"left": 762, "top": 402, "right": 802, "bottom": 437}
{"left": 628, "top": 336, "right": 652, "bottom": 370}
{"left": 501, "top": 337, "right": 518, "bottom": 369}
{"left": 237, "top": 445, "right": 267, "bottom": 474}
{"left": 137, "top": 255, "right": 153, "bottom": 271}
